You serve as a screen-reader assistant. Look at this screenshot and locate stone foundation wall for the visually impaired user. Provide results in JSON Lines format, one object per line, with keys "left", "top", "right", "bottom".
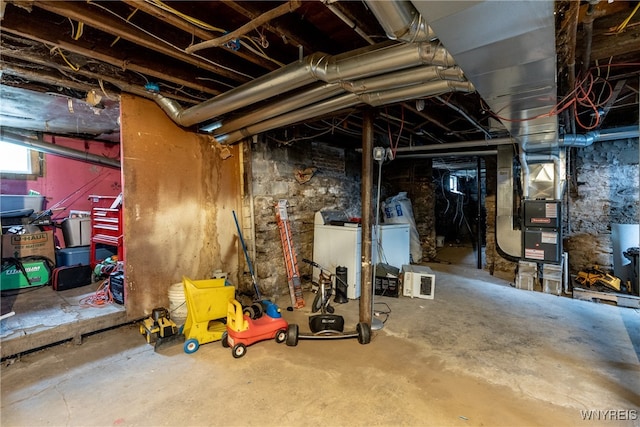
{"left": 242, "top": 135, "right": 637, "bottom": 296}
{"left": 564, "top": 138, "right": 639, "bottom": 274}
{"left": 383, "top": 159, "right": 437, "bottom": 261}
{"left": 243, "top": 138, "right": 361, "bottom": 298}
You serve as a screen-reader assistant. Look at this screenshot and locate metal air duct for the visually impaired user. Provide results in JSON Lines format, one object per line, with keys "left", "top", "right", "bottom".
{"left": 496, "top": 144, "right": 521, "bottom": 258}
{"left": 364, "top": 0, "right": 435, "bottom": 42}
{"left": 395, "top": 150, "right": 498, "bottom": 159}
{"left": 217, "top": 80, "right": 474, "bottom": 145}
{"left": 153, "top": 41, "right": 454, "bottom": 128}
{"left": 212, "top": 83, "right": 344, "bottom": 136}
{"left": 559, "top": 126, "right": 640, "bottom": 147}
{"left": 215, "top": 65, "right": 466, "bottom": 139}
{"left": 1, "top": 128, "right": 121, "bottom": 169}
{"left": 412, "top": 1, "right": 558, "bottom": 150}
{"left": 393, "top": 137, "right": 514, "bottom": 152}
{"left": 342, "top": 66, "right": 465, "bottom": 93}
{"left": 521, "top": 152, "right": 565, "bottom": 200}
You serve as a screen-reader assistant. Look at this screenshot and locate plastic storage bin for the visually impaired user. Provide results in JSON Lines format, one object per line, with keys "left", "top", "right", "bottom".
{"left": 516, "top": 260, "right": 538, "bottom": 291}
{"left": 0, "top": 195, "right": 45, "bottom": 212}
{"left": 542, "top": 263, "right": 563, "bottom": 295}
{"left": 56, "top": 245, "right": 115, "bottom": 266}
{"left": 61, "top": 217, "right": 91, "bottom": 247}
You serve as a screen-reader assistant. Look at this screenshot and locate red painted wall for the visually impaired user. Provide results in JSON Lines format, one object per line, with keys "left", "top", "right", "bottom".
{"left": 1, "top": 135, "right": 122, "bottom": 248}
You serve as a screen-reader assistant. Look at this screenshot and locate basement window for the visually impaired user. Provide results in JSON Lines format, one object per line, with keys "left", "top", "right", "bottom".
{"left": 448, "top": 175, "right": 463, "bottom": 194}
{"left": 0, "top": 141, "right": 43, "bottom": 179}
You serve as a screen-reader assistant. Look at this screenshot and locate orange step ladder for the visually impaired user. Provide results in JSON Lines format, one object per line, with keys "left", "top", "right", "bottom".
{"left": 275, "top": 200, "right": 305, "bottom": 309}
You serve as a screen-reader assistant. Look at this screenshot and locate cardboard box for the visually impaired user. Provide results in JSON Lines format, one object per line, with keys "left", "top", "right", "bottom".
{"left": 2, "top": 230, "right": 55, "bottom": 262}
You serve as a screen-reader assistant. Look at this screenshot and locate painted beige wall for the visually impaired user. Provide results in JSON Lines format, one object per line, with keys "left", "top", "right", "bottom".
{"left": 120, "top": 94, "right": 242, "bottom": 319}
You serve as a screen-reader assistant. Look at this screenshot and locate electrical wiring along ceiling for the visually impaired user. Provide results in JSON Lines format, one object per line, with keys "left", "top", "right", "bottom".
{"left": 0, "top": 1, "right": 637, "bottom": 150}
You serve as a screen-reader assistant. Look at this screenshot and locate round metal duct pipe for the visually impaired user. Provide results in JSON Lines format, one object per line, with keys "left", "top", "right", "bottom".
{"left": 153, "top": 41, "right": 455, "bottom": 128}
{"left": 363, "top": 0, "right": 436, "bottom": 42}
{"left": 0, "top": 129, "right": 121, "bottom": 169}
{"left": 559, "top": 126, "right": 640, "bottom": 147}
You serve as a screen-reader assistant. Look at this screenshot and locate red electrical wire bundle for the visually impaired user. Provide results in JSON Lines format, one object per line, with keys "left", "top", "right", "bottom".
{"left": 486, "top": 61, "right": 640, "bottom": 131}
{"left": 79, "top": 279, "right": 113, "bottom": 308}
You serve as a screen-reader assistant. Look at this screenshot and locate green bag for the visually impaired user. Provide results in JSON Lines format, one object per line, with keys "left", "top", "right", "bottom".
{"left": 1, "top": 257, "right": 52, "bottom": 291}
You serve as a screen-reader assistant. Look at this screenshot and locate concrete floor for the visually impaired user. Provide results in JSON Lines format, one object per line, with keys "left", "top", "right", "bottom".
{"left": 1, "top": 280, "right": 127, "bottom": 359}
{"left": 1, "top": 247, "right": 639, "bottom": 426}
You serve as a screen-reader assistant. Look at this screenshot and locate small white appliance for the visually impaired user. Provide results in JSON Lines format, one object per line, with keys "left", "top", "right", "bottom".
{"left": 312, "top": 211, "right": 410, "bottom": 299}
{"left": 402, "top": 264, "right": 436, "bottom": 299}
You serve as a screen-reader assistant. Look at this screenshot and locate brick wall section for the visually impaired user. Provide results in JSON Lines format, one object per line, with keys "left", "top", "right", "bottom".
{"left": 244, "top": 138, "right": 361, "bottom": 299}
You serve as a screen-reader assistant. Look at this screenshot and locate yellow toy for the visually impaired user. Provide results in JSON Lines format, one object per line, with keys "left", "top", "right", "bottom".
{"left": 181, "top": 276, "right": 235, "bottom": 354}
{"left": 139, "top": 307, "right": 182, "bottom": 351}
{"left": 575, "top": 266, "right": 622, "bottom": 292}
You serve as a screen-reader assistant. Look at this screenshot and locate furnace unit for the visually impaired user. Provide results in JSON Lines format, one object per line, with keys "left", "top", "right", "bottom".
{"left": 522, "top": 200, "right": 562, "bottom": 264}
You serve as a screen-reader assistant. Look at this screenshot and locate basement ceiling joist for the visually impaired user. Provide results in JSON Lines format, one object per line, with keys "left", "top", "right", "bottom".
{"left": 0, "top": 0, "right": 637, "bottom": 149}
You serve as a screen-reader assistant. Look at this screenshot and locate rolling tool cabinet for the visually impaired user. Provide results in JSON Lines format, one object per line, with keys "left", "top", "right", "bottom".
{"left": 89, "top": 205, "right": 123, "bottom": 268}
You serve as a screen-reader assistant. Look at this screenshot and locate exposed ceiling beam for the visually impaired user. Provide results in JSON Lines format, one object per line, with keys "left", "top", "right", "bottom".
{"left": 599, "top": 79, "right": 626, "bottom": 125}
{"left": 119, "top": 0, "right": 278, "bottom": 71}
{"left": 0, "top": 49, "right": 199, "bottom": 104}
{"left": 401, "top": 102, "right": 453, "bottom": 133}
{"left": 221, "top": 0, "right": 312, "bottom": 53}
{"left": 589, "top": 34, "right": 640, "bottom": 63}
{"left": 1, "top": 63, "right": 100, "bottom": 95}
{"left": 0, "top": 16, "right": 222, "bottom": 96}
{"left": 187, "top": 0, "right": 302, "bottom": 53}
{"left": 30, "top": 1, "right": 251, "bottom": 83}
{"left": 577, "top": 2, "right": 640, "bottom": 64}
{"left": 435, "top": 96, "right": 491, "bottom": 139}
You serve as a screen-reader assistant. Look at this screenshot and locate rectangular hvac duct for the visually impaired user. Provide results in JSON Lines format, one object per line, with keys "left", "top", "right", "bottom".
{"left": 413, "top": 1, "right": 558, "bottom": 150}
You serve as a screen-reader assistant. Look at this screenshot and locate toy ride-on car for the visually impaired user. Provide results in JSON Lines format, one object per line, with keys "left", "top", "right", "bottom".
{"left": 223, "top": 299, "right": 288, "bottom": 358}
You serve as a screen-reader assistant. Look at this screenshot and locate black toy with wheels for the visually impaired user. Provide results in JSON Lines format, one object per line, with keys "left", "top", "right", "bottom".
{"left": 285, "top": 259, "right": 371, "bottom": 346}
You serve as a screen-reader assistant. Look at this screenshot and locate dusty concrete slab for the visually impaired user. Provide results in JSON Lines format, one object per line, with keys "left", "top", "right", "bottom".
{"left": 2, "top": 263, "right": 639, "bottom": 426}
{"left": 1, "top": 283, "right": 126, "bottom": 358}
